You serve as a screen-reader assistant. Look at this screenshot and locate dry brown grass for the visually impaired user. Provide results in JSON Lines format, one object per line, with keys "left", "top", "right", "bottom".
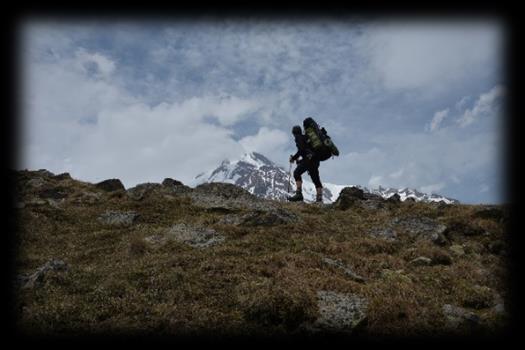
{"left": 13, "top": 171, "right": 510, "bottom": 338}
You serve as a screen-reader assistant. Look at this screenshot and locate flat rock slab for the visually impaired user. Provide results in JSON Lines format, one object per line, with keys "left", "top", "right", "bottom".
{"left": 313, "top": 291, "right": 368, "bottom": 332}
{"left": 322, "top": 257, "right": 366, "bottom": 283}
{"left": 218, "top": 208, "right": 299, "bottom": 226}
{"left": 17, "top": 259, "right": 68, "bottom": 289}
{"left": 368, "top": 227, "right": 397, "bottom": 241}
{"left": 98, "top": 211, "right": 140, "bottom": 226}
{"left": 391, "top": 216, "right": 447, "bottom": 244}
{"left": 166, "top": 223, "right": 224, "bottom": 248}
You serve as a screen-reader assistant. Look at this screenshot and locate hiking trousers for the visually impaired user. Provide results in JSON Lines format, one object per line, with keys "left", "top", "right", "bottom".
{"left": 294, "top": 158, "right": 322, "bottom": 188}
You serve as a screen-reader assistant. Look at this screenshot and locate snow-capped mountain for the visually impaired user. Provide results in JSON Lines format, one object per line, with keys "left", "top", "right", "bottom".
{"left": 192, "top": 152, "right": 459, "bottom": 204}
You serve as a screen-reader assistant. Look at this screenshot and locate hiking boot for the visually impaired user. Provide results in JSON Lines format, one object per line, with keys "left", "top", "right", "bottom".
{"left": 287, "top": 191, "right": 304, "bottom": 202}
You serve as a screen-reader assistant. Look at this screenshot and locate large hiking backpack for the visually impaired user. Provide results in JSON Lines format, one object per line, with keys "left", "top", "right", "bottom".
{"left": 303, "top": 117, "right": 340, "bottom": 161}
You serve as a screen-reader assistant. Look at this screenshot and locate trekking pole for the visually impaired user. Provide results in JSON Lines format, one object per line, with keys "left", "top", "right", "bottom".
{"left": 287, "top": 160, "right": 292, "bottom": 193}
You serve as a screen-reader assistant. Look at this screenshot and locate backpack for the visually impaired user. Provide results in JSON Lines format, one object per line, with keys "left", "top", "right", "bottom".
{"left": 303, "top": 117, "right": 340, "bottom": 161}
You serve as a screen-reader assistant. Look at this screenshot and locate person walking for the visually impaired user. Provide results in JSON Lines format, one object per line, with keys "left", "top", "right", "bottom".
{"left": 287, "top": 125, "right": 323, "bottom": 203}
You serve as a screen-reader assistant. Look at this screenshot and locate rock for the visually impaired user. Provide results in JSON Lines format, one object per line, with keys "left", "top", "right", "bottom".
{"left": 430, "top": 231, "right": 449, "bottom": 246}
{"left": 38, "top": 186, "right": 69, "bottom": 200}
{"left": 162, "top": 178, "right": 184, "bottom": 187}
{"left": 442, "top": 304, "right": 481, "bottom": 328}
{"left": 17, "top": 259, "right": 68, "bottom": 289}
{"left": 449, "top": 244, "right": 465, "bottom": 256}
{"left": 240, "top": 208, "right": 299, "bottom": 226}
{"left": 313, "top": 291, "right": 368, "bottom": 332}
{"left": 54, "top": 172, "right": 72, "bottom": 181}
{"left": 188, "top": 183, "right": 275, "bottom": 212}
{"left": 98, "top": 211, "right": 140, "bottom": 226}
{"left": 387, "top": 193, "right": 401, "bottom": 203}
{"left": 166, "top": 223, "right": 224, "bottom": 248}
{"left": 392, "top": 216, "right": 447, "bottom": 242}
{"left": 332, "top": 186, "right": 366, "bottom": 210}
{"left": 472, "top": 206, "right": 507, "bottom": 222}
{"left": 322, "top": 257, "right": 367, "bottom": 283}
{"left": 194, "top": 182, "right": 252, "bottom": 199}
{"left": 36, "top": 169, "right": 55, "bottom": 177}
{"left": 95, "top": 179, "right": 125, "bottom": 192}
{"left": 75, "top": 191, "right": 102, "bottom": 204}
{"left": 26, "top": 178, "right": 45, "bottom": 188}
{"left": 409, "top": 256, "right": 432, "bottom": 266}
{"left": 126, "top": 183, "right": 162, "bottom": 200}
{"left": 404, "top": 197, "right": 416, "bottom": 203}
{"left": 443, "top": 221, "right": 485, "bottom": 239}
{"left": 369, "top": 228, "right": 397, "bottom": 241}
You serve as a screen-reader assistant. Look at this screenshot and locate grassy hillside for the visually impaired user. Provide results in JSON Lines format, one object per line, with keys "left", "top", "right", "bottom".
{"left": 11, "top": 169, "right": 510, "bottom": 339}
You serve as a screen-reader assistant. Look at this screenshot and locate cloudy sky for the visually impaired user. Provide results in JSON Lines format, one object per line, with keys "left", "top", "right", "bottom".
{"left": 19, "top": 16, "right": 506, "bottom": 204}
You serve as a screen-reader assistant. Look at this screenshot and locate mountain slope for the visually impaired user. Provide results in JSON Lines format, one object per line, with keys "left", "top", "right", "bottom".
{"left": 12, "top": 168, "right": 509, "bottom": 337}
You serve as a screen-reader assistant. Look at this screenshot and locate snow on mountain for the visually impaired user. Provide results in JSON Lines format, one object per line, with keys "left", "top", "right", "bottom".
{"left": 192, "top": 152, "right": 459, "bottom": 204}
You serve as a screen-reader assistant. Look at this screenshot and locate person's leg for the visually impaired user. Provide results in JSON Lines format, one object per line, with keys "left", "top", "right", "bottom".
{"left": 308, "top": 161, "right": 323, "bottom": 202}
{"left": 288, "top": 161, "right": 308, "bottom": 201}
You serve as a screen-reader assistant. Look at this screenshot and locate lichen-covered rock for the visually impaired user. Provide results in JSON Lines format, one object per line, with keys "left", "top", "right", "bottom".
{"left": 188, "top": 183, "right": 277, "bottom": 212}
{"left": 409, "top": 256, "right": 433, "bottom": 266}
{"left": 392, "top": 216, "right": 448, "bottom": 243}
{"left": 442, "top": 304, "right": 481, "bottom": 328}
{"left": 313, "top": 291, "right": 368, "bottom": 332}
{"left": 166, "top": 223, "right": 224, "bottom": 248}
{"left": 126, "top": 183, "right": 163, "bottom": 200}
{"left": 98, "top": 211, "right": 140, "bottom": 226}
{"left": 322, "top": 257, "right": 366, "bottom": 283}
{"left": 368, "top": 227, "right": 397, "bottom": 241}
{"left": 17, "top": 259, "right": 68, "bottom": 289}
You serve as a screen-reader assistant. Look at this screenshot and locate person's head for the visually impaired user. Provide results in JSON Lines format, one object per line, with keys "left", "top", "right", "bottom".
{"left": 292, "top": 125, "right": 302, "bottom": 135}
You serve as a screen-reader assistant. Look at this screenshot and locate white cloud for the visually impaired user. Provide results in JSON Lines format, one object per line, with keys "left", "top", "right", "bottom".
{"left": 420, "top": 182, "right": 446, "bottom": 194}
{"left": 74, "top": 48, "right": 116, "bottom": 77}
{"left": 428, "top": 108, "right": 449, "bottom": 132}
{"left": 368, "top": 175, "right": 384, "bottom": 188}
{"left": 239, "top": 127, "right": 290, "bottom": 163}
{"left": 362, "top": 21, "right": 501, "bottom": 91}
{"left": 457, "top": 84, "right": 505, "bottom": 127}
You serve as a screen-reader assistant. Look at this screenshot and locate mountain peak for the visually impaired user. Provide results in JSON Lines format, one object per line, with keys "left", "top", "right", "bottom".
{"left": 194, "top": 152, "right": 460, "bottom": 204}
{"left": 239, "top": 152, "right": 275, "bottom": 168}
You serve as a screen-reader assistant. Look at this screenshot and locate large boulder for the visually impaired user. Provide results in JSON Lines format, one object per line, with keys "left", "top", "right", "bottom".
{"left": 126, "top": 183, "right": 163, "bottom": 201}
{"left": 162, "top": 178, "right": 184, "bottom": 187}
{"left": 95, "top": 179, "right": 125, "bottom": 192}
{"left": 332, "top": 187, "right": 366, "bottom": 210}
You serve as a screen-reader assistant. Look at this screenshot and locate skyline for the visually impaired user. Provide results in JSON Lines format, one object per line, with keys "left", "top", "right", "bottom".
{"left": 19, "top": 17, "right": 506, "bottom": 204}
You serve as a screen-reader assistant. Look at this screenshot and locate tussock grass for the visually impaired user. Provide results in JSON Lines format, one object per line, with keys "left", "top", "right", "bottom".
{"left": 13, "top": 172, "right": 510, "bottom": 338}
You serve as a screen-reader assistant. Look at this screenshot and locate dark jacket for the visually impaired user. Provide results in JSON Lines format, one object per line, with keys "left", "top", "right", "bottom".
{"left": 291, "top": 133, "right": 314, "bottom": 162}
